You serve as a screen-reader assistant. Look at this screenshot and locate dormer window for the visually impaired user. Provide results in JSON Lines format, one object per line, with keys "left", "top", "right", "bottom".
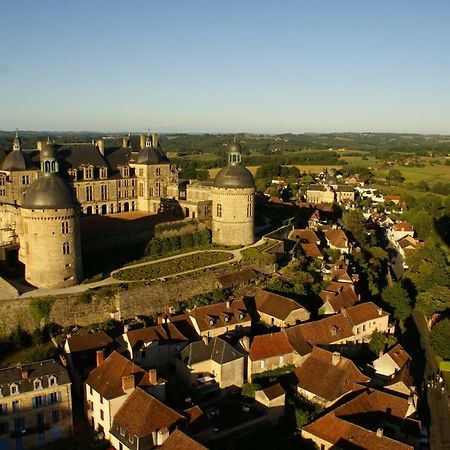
{"left": 99, "top": 167, "right": 108, "bottom": 179}
{"left": 68, "top": 168, "right": 78, "bottom": 181}
{"left": 239, "top": 313, "right": 245, "bottom": 320}
{"left": 129, "top": 434, "right": 135, "bottom": 444}
{"left": 33, "top": 379, "right": 42, "bottom": 390}
{"left": 120, "top": 426, "right": 126, "bottom": 436}
{"left": 122, "top": 166, "right": 130, "bottom": 178}
{"left": 224, "top": 316, "right": 230, "bottom": 323}
{"left": 209, "top": 318, "right": 215, "bottom": 327}
{"left": 48, "top": 376, "right": 57, "bottom": 387}
{"left": 83, "top": 166, "right": 94, "bottom": 180}
{"left": 10, "top": 384, "right": 19, "bottom": 395}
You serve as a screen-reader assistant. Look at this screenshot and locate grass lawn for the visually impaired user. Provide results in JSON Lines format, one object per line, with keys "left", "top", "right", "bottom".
{"left": 0, "top": 342, "right": 56, "bottom": 368}
{"left": 114, "top": 251, "right": 233, "bottom": 281}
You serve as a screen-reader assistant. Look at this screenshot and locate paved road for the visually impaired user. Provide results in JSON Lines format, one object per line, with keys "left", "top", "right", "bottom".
{"left": 414, "top": 310, "right": 450, "bottom": 450}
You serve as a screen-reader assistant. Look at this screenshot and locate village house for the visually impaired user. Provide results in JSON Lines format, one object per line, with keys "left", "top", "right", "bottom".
{"left": 319, "top": 282, "right": 359, "bottom": 314}
{"left": 246, "top": 332, "right": 302, "bottom": 380}
{"left": 85, "top": 351, "right": 165, "bottom": 439}
{"left": 182, "top": 300, "right": 251, "bottom": 339}
{"left": 118, "top": 322, "right": 189, "bottom": 368}
{"left": 373, "top": 344, "right": 411, "bottom": 377}
{"left": 395, "top": 235, "right": 424, "bottom": 261}
{"left": 294, "top": 347, "right": 370, "bottom": 408}
{"left": 255, "top": 383, "right": 286, "bottom": 424}
{"left": 176, "top": 337, "right": 245, "bottom": 390}
{"left": 0, "top": 360, "right": 73, "bottom": 450}
{"left": 388, "top": 221, "right": 415, "bottom": 242}
{"left": 215, "top": 268, "right": 258, "bottom": 290}
{"left": 306, "top": 184, "right": 335, "bottom": 204}
{"left": 63, "top": 331, "right": 114, "bottom": 397}
{"left": 158, "top": 428, "right": 208, "bottom": 450}
{"left": 323, "top": 228, "right": 350, "bottom": 253}
{"left": 253, "top": 289, "right": 310, "bottom": 328}
{"left": 109, "top": 387, "right": 184, "bottom": 450}
{"left": 302, "top": 388, "right": 419, "bottom": 450}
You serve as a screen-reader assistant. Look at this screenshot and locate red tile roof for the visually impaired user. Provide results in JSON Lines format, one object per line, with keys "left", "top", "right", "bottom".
{"left": 295, "top": 347, "right": 369, "bottom": 403}
{"left": 324, "top": 229, "right": 349, "bottom": 248}
{"left": 301, "top": 243, "right": 323, "bottom": 258}
{"left": 386, "top": 344, "right": 411, "bottom": 370}
{"left": 289, "top": 229, "right": 320, "bottom": 244}
{"left": 254, "top": 289, "right": 308, "bottom": 321}
{"left": 345, "top": 302, "right": 388, "bottom": 325}
{"left": 159, "top": 429, "right": 207, "bottom": 450}
{"left": 249, "top": 332, "right": 296, "bottom": 361}
{"left": 124, "top": 322, "right": 188, "bottom": 350}
{"left": 113, "top": 387, "right": 183, "bottom": 437}
{"left": 86, "top": 351, "right": 145, "bottom": 400}
{"left": 393, "top": 221, "right": 413, "bottom": 232}
{"left": 320, "top": 282, "right": 358, "bottom": 312}
{"left": 66, "top": 331, "right": 113, "bottom": 353}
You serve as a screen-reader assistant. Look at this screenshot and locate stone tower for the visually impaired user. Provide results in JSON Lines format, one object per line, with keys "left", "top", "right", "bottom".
{"left": 212, "top": 141, "right": 255, "bottom": 246}
{"left": 20, "top": 141, "right": 83, "bottom": 288}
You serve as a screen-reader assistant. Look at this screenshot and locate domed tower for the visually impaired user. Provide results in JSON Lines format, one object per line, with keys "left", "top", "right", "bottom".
{"left": 212, "top": 141, "right": 255, "bottom": 246}
{"left": 20, "top": 141, "right": 83, "bottom": 288}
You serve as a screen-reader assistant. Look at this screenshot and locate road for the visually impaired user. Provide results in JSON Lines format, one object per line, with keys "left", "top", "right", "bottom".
{"left": 414, "top": 310, "right": 450, "bottom": 450}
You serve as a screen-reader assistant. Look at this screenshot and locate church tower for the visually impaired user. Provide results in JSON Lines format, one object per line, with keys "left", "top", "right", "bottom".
{"left": 212, "top": 141, "right": 255, "bottom": 246}
{"left": 20, "top": 141, "right": 83, "bottom": 288}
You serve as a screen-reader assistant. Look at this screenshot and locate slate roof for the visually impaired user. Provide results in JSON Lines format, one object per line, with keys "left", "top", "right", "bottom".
{"left": 214, "top": 163, "right": 255, "bottom": 189}
{"left": 254, "top": 289, "right": 308, "bottom": 321}
{"left": 295, "top": 347, "right": 369, "bottom": 403}
{"left": 66, "top": 331, "right": 113, "bottom": 353}
{"left": 307, "top": 184, "right": 326, "bottom": 191}
{"left": 180, "top": 337, "right": 244, "bottom": 366}
{"left": 86, "top": 351, "right": 145, "bottom": 400}
{"left": 137, "top": 146, "right": 170, "bottom": 165}
{"left": 0, "top": 359, "right": 70, "bottom": 397}
{"left": 112, "top": 387, "right": 183, "bottom": 437}
{"left": 1, "top": 149, "right": 36, "bottom": 171}
{"left": 336, "top": 185, "right": 355, "bottom": 192}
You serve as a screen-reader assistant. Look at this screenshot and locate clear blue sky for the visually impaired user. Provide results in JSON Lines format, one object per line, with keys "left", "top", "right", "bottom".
{"left": 1, "top": 0, "right": 450, "bottom": 133}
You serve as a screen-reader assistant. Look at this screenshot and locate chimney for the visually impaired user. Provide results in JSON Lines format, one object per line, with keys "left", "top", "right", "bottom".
{"left": 152, "top": 133, "right": 159, "bottom": 148}
{"left": 122, "top": 136, "right": 129, "bottom": 148}
{"left": 376, "top": 428, "right": 383, "bottom": 437}
{"left": 377, "top": 307, "right": 383, "bottom": 316}
{"left": 202, "top": 335, "right": 209, "bottom": 345}
{"left": 96, "top": 139, "right": 105, "bottom": 156}
{"left": 240, "top": 336, "right": 251, "bottom": 352}
{"left": 331, "top": 352, "right": 341, "bottom": 366}
{"left": 121, "top": 374, "right": 135, "bottom": 393}
{"left": 341, "top": 308, "right": 348, "bottom": 318}
{"left": 139, "top": 133, "right": 146, "bottom": 149}
{"left": 96, "top": 350, "right": 105, "bottom": 367}
{"left": 148, "top": 369, "right": 157, "bottom": 385}
{"left": 21, "top": 370, "right": 29, "bottom": 380}
{"left": 225, "top": 300, "right": 231, "bottom": 308}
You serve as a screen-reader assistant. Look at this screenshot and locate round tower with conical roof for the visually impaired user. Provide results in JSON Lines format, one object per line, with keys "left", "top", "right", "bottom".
{"left": 20, "top": 141, "right": 83, "bottom": 288}
{"left": 212, "top": 141, "right": 255, "bottom": 246}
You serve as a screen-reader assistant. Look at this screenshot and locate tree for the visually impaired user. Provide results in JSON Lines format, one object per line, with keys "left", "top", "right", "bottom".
{"left": 29, "top": 297, "right": 55, "bottom": 328}
{"left": 429, "top": 319, "right": 450, "bottom": 359}
{"left": 381, "top": 282, "right": 412, "bottom": 322}
{"left": 340, "top": 209, "right": 367, "bottom": 245}
{"left": 386, "top": 168, "right": 405, "bottom": 183}
{"left": 416, "top": 285, "right": 450, "bottom": 317}
{"left": 369, "top": 330, "right": 397, "bottom": 357}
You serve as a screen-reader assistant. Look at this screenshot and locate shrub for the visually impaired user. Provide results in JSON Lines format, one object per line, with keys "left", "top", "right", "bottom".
{"left": 29, "top": 297, "right": 55, "bottom": 327}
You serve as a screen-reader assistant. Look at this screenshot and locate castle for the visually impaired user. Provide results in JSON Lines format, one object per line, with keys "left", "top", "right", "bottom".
{"left": 0, "top": 133, "right": 255, "bottom": 289}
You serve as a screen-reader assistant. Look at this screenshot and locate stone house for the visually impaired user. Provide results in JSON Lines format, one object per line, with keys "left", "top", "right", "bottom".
{"left": 255, "top": 383, "right": 285, "bottom": 424}
{"left": 176, "top": 337, "right": 245, "bottom": 390}
{"left": 0, "top": 360, "right": 73, "bottom": 450}
{"left": 253, "top": 289, "right": 310, "bottom": 328}
{"left": 109, "top": 387, "right": 184, "bottom": 450}
{"left": 294, "top": 347, "right": 369, "bottom": 408}
{"left": 373, "top": 344, "right": 411, "bottom": 377}
{"left": 118, "top": 322, "right": 189, "bottom": 369}
{"left": 324, "top": 228, "right": 350, "bottom": 253}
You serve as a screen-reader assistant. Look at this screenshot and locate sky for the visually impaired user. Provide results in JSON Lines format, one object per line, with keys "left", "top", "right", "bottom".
{"left": 1, "top": 0, "right": 450, "bottom": 134}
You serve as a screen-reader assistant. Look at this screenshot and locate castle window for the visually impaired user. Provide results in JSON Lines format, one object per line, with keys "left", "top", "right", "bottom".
{"left": 149, "top": 187, "right": 154, "bottom": 197}
{"left": 61, "top": 221, "right": 69, "bottom": 234}
{"left": 63, "top": 242, "right": 70, "bottom": 255}
{"left": 122, "top": 166, "right": 130, "bottom": 178}
{"left": 216, "top": 203, "right": 222, "bottom": 217}
{"left": 100, "top": 184, "right": 108, "bottom": 201}
{"left": 22, "top": 175, "right": 30, "bottom": 185}
{"left": 10, "top": 384, "right": 19, "bottom": 395}
{"left": 138, "top": 183, "right": 144, "bottom": 197}
{"left": 156, "top": 182, "right": 161, "bottom": 196}
{"left": 247, "top": 203, "right": 252, "bottom": 218}
{"left": 156, "top": 168, "right": 161, "bottom": 176}
{"left": 0, "top": 189, "right": 5, "bottom": 197}
{"left": 83, "top": 166, "right": 94, "bottom": 180}
{"left": 99, "top": 167, "right": 108, "bottom": 179}
{"left": 0, "top": 176, "right": 5, "bottom": 186}
{"left": 33, "top": 379, "right": 43, "bottom": 390}
{"left": 48, "top": 376, "right": 57, "bottom": 387}
{"left": 68, "top": 168, "right": 78, "bottom": 180}
{"left": 86, "top": 185, "right": 93, "bottom": 202}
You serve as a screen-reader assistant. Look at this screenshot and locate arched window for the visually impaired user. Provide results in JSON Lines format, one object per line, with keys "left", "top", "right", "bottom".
{"left": 217, "top": 203, "right": 222, "bottom": 217}
{"left": 63, "top": 242, "right": 70, "bottom": 255}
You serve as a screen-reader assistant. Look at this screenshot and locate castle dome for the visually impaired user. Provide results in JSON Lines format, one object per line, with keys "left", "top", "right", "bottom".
{"left": 213, "top": 164, "right": 255, "bottom": 189}
{"left": 1, "top": 150, "right": 33, "bottom": 171}
{"left": 22, "top": 175, "right": 78, "bottom": 210}
{"left": 137, "top": 146, "right": 170, "bottom": 165}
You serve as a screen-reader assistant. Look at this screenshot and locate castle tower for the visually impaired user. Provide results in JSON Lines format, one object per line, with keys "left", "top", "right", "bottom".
{"left": 20, "top": 141, "right": 83, "bottom": 288}
{"left": 212, "top": 141, "right": 255, "bottom": 246}
{"left": 130, "top": 132, "right": 178, "bottom": 213}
